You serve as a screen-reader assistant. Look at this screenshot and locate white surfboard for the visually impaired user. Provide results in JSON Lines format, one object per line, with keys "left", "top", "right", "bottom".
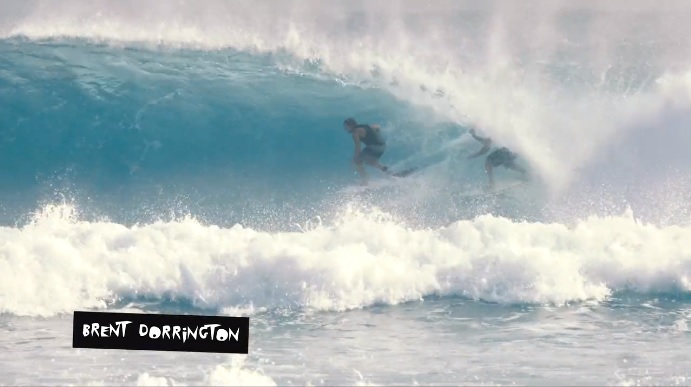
{"left": 454, "top": 181, "right": 528, "bottom": 200}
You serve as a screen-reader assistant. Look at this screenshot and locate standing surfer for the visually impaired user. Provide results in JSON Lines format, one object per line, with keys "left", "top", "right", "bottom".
{"left": 467, "top": 128, "right": 528, "bottom": 190}
{"left": 343, "top": 118, "right": 391, "bottom": 185}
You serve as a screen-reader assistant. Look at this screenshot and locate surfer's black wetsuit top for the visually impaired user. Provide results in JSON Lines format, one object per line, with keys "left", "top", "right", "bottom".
{"left": 356, "top": 124, "right": 385, "bottom": 146}
{"left": 487, "top": 147, "right": 517, "bottom": 167}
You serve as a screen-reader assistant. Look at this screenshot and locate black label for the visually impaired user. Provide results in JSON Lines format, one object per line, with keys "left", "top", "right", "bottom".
{"left": 72, "top": 311, "right": 249, "bottom": 354}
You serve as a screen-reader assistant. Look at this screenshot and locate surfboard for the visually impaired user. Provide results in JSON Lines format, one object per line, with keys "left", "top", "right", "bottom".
{"left": 340, "top": 166, "right": 420, "bottom": 195}
{"left": 341, "top": 178, "right": 395, "bottom": 194}
{"left": 454, "top": 181, "right": 527, "bottom": 200}
{"left": 341, "top": 167, "right": 418, "bottom": 194}
{"left": 391, "top": 167, "right": 418, "bottom": 178}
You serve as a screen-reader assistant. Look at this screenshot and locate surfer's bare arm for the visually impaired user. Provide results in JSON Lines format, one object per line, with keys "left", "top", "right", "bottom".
{"left": 468, "top": 144, "right": 491, "bottom": 159}
{"left": 467, "top": 128, "right": 492, "bottom": 158}
{"left": 469, "top": 128, "right": 491, "bottom": 143}
{"left": 471, "top": 134, "right": 490, "bottom": 143}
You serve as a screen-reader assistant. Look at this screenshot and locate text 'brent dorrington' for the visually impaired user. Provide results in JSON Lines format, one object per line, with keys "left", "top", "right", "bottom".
{"left": 81, "top": 321, "right": 241, "bottom": 343}
{"left": 72, "top": 311, "right": 249, "bottom": 354}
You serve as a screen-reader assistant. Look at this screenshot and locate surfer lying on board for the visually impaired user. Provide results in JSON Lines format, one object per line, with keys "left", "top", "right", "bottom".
{"left": 343, "top": 117, "right": 392, "bottom": 184}
{"left": 467, "top": 128, "right": 528, "bottom": 190}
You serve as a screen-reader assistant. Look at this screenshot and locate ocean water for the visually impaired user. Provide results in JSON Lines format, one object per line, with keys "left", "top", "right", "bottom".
{"left": 2, "top": 0, "right": 691, "bottom": 385}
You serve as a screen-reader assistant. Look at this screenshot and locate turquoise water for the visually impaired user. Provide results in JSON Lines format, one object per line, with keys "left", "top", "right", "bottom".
{"left": 1, "top": 38, "right": 501, "bottom": 229}
{"left": 2, "top": 1, "right": 691, "bottom": 385}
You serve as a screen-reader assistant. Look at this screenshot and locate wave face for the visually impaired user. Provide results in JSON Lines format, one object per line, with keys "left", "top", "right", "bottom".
{"left": 2, "top": 1, "right": 691, "bottom": 317}
{"left": 0, "top": 38, "right": 414, "bottom": 225}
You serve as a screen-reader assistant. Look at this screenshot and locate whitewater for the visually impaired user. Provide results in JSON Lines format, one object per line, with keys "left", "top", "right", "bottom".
{"left": 2, "top": 0, "right": 691, "bottom": 385}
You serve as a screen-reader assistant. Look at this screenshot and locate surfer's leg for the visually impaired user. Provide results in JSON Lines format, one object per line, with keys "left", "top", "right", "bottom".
{"left": 362, "top": 147, "right": 390, "bottom": 174}
{"left": 505, "top": 161, "right": 529, "bottom": 180}
{"left": 367, "top": 159, "right": 390, "bottom": 173}
{"left": 353, "top": 154, "right": 369, "bottom": 184}
{"left": 484, "top": 150, "right": 503, "bottom": 189}
{"left": 484, "top": 159, "right": 495, "bottom": 189}
{"left": 355, "top": 163, "right": 368, "bottom": 185}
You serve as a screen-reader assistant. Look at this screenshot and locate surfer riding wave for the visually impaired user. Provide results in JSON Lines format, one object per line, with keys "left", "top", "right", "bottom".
{"left": 343, "top": 117, "right": 392, "bottom": 185}
{"left": 467, "top": 127, "right": 529, "bottom": 190}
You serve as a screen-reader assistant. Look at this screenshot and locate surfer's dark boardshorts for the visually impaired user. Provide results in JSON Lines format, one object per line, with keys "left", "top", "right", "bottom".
{"left": 487, "top": 147, "right": 517, "bottom": 167}
{"left": 359, "top": 144, "right": 386, "bottom": 161}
